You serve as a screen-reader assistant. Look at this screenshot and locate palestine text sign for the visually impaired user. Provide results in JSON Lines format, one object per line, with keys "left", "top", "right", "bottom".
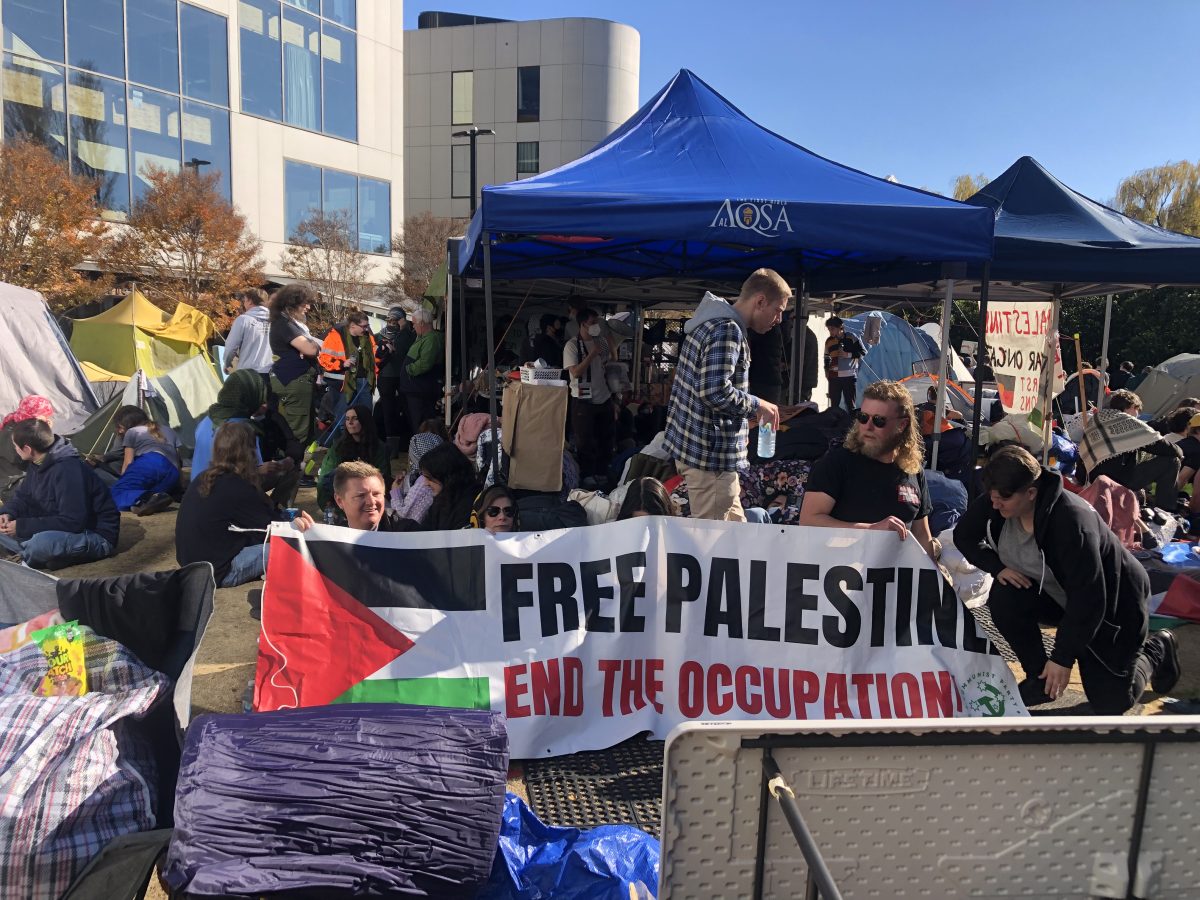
{"left": 255, "top": 519, "right": 1026, "bottom": 758}
{"left": 985, "top": 301, "right": 1064, "bottom": 413}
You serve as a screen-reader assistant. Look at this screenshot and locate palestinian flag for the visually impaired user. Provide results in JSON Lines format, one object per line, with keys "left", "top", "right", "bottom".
{"left": 254, "top": 529, "right": 492, "bottom": 712}
{"left": 1148, "top": 566, "right": 1200, "bottom": 625}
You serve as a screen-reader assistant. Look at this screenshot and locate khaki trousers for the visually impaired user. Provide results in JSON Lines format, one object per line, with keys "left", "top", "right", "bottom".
{"left": 678, "top": 463, "right": 746, "bottom": 522}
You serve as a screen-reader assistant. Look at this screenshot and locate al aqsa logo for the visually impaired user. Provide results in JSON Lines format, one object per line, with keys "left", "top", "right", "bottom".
{"left": 710, "top": 199, "right": 794, "bottom": 238}
{"left": 959, "top": 671, "right": 1018, "bottom": 717}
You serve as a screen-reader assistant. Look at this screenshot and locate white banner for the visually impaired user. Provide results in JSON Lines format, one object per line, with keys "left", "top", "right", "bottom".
{"left": 985, "top": 301, "right": 1066, "bottom": 414}
{"left": 257, "top": 519, "right": 1027, "bottom": 758}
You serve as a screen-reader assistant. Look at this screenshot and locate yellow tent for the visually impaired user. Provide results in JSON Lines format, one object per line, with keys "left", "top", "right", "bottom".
{"left": 69, "top": 290, "right": 216, "bottom": 378}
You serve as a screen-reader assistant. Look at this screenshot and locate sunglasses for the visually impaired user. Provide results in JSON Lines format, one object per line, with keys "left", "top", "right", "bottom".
{"left": 856, "top": 412, "right": 907, "bottom": 428}
{"left": 485, "top": 505, "right": 514, "bottom": 518}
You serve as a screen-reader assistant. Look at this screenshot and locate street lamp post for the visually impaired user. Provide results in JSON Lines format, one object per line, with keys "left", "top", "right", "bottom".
{"left": 183, "top": 157, "right": 211, "bottom": 175}
{"left": 451, "top": 125, "right": 495, "bottom": 215}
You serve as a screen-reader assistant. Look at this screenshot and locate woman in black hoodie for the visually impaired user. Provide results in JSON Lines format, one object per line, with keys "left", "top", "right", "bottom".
{"left": 953, "top": 446, "right": 1179, "bottom": 713}
{"left": 418, "top": 443, "right": 480, "bottom": 531}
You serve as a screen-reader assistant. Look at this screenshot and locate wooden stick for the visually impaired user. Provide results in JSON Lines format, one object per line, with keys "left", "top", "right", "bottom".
{"left": 1074, "top": 333, "right": 1089, "bottom": 427}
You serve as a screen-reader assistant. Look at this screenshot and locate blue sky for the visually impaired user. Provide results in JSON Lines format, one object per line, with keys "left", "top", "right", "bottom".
{"left": 404, "top": 1, "right": 1200, "bottom": 202}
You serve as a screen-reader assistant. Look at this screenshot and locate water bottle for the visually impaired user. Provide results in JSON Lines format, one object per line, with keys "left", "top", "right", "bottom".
{"left": 757, "top": 422, "right": 776, "bottom": 459}
{"left": 323, "top": 504, "right": 337, "bottom": 526}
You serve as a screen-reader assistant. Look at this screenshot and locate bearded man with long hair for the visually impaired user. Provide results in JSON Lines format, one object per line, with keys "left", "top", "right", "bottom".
{"left": 800, "top": 380, "right": 940, "bottom": 560}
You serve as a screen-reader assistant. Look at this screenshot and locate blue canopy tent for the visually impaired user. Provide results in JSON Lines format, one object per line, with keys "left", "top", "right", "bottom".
{"left": 452, "top": 69, "right": 995, "bottom": 464}
{"left": 824, "top": 156, "right": 1200, "bottom": 453}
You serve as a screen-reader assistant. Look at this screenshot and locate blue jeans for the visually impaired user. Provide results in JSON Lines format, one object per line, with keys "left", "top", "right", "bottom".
{"left": 0, "top": 530, "right": 114, "bottom": 570}
{"left": 744, "top": 506, "right": 771, "bottom": 524}
{"left": 221, "top": 542, "right": 270, "bottom": 588}
{"left": 110, "top": 452, "right": 180, "bottom": 510}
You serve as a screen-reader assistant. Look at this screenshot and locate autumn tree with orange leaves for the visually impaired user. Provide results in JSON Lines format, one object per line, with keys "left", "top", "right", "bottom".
{"left": 103, "top": 166, "right": 264, "bottom": 327}
{"left": 0, "top": 139, "right": 110, "bottom": 311}
{"left": 386, "top": 211, "right": 466, "bottom": 305}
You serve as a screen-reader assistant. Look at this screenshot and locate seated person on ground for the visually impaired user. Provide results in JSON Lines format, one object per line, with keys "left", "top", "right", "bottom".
{"left": 1178, "top": 412, "right": 1200, "bottom": 520}
{"left": 192, "top": 369, "right": 300, "bottom": 509}
{"left": 316, "top": 404, "right": 391, "bottom": 510}
{"left": 0, "top": 418, "right": 119, "bottom": 569}
{"left": 105, "top": 406, "right": 181, "bottom": 516}
{"left": 1079, "top": 390, "right": 1181, "bottom": 510}
{"left": 617, "top": 477, "right": 679, "bottom": 519}
{"left": 472, "top": 485, "right": 519, "bottom": 534}
{"left": 295, "top": 461, "right": 409, "bottom": 532}
{"left": 176, "top": 422, "right": 312, "bottom": 587}
{"left": 419, "top": 443, "right": 481, "bottom": 531}
{"left": 799, "top": 379, "right": 939, "bottom": 560}
{"left": 953, "top": 445, "right": 1180, "bottom": 712}
{"left": 392, "top": 421, "right": 446, "bottom": 523}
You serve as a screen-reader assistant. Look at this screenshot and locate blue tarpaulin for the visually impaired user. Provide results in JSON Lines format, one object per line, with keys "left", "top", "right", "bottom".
{"left": 456, "top": 69, "right": 994, "bottom": 284}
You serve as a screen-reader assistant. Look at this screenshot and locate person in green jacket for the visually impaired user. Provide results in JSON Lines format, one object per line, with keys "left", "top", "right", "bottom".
{"left": 316, "top": 404, "right": 392, "bottom": 509}
{"left": 401, "top": 307, "right": 444, "bottom": 429}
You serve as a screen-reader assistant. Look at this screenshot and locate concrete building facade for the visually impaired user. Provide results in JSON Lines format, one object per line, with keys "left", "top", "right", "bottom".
{"left": 0, "top": 0, "right": 405, "bottom": 283}
{"left": 403, "top": 13, "right": 639, "bottom": 220}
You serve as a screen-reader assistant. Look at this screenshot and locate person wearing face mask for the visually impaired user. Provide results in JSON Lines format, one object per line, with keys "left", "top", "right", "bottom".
{"left": 471, "top": 484, "right": 520, "bottom": 534}
{"left": 953, "top": 445, "right": 1180, "bottom": 712}
{"left": 563, "top": 308, "right": 616, "bottom": 480}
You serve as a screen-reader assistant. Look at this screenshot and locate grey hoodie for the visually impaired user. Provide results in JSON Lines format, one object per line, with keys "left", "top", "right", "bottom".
{"left": 224, "top": 305, "right": 273, "bottom": 374}
{"left": 683, "top": 291, "right": 748, "bottom": 337}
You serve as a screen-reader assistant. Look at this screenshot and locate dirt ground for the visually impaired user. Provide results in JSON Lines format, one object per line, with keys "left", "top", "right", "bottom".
{"left": 51, "top": 493, "right": 1200, "bottom": 898}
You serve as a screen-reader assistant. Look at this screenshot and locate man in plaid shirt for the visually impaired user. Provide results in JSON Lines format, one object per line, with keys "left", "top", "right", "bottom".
{"left": 664, "top": 269, "right": 789, "bottom": 520}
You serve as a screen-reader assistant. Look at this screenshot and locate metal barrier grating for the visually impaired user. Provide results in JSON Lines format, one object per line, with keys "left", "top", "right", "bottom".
{"left": 524, "top": 735, "right": 665, "bottom": 837}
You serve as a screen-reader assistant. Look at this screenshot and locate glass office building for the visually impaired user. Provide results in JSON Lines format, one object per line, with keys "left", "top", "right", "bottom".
{"left": 0, "top": 0, "right": 401, "bottom": 277}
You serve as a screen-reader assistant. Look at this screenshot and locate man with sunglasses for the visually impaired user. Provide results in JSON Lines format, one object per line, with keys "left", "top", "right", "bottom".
{"left": 664, "top": 269, "right": 788, "bottom": 521}
{"left": 953, "top": 445, "right": 1180, "bottom": 712}
{"left": 800, "top": 380, "right": 938, "bottom": 559}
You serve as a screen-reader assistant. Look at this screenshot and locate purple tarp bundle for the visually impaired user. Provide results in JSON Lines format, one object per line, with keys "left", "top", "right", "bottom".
{"left": 163, "top": 704, "right": 508, "bottom": 898}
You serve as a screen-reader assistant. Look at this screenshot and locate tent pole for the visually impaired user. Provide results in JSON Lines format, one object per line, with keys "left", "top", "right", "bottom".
{"left": 969, "top": 264, "right": 992, "bottom": 456}
{"left": 790, "top": 272, "right": 808, "bottom": 405}
{"left": 930, "top": 279, "right": 955, "bottom": 470}
{"left": 444, "top": 249, "right": 454, "bottom": 430}
{"left": 1040, "top": 297, "right": 1061, "bottom": 467}
{"left": 483, "top": 234, "right": 500, "bottom": 482}
{"left": 1099, "top": 292, "right": 1114, "bottom": 386}
{"left": 632, "top": 300, "right": 644, "bottom": 393}
{"left": 459, "top": 275, "right": 468, "bottom": 395}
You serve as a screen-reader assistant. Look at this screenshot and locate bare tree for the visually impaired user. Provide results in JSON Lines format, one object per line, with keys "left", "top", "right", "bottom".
{"left": 387, "top": 211, "right": 467, "bottom": 306}
{"left": 1114, "top": 161, "right": 1200, "bottom": 235}
{"left": 0, "top": 139, "right": 110, "bottom": 310}
{"left": 282, "top": 208, "right": 374, "bottom": 322}
{"left": 102, "top": 165, "right": 264, "bottom": 326}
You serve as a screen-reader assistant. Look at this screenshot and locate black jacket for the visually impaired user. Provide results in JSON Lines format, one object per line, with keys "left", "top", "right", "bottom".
{"left": 0, "top": 437, "right": 119, "bottom": 546}
{"left": 953, "top": 469, "right": 1148, "bottom": 671}
{"left": 175, "top": 474, "right": 273, "bottom": 583}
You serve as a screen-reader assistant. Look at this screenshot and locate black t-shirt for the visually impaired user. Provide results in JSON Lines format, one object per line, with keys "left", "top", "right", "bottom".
{"left": 807, "top": 445, "right": 932, "bottom": 526}
{"left": 1177, "top": 435, "right": 1200, "bottom": 471}
{"left": 269, "top": 317, "right": 314, "bottom": 384}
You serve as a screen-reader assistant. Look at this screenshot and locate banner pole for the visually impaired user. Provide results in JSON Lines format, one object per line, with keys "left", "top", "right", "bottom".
{"left": 1099, "top": 293, "right": 1114, "bottom": 386}
{"left": 930, "top": 279, "right": 954, "bottom": 470}
{"left": 969, "top": 264, "right": 991, "bottom": 457}
{"left": 1074, "top": 332, "right": 1088, "bottom": 428}
{"left": 444, "top": 248, "right": 454, "bottom": 430}
{"left": 483, "top": 234, "right": 500, "bottom": 482}
{"left": 1040, "top": 298, "right": 1061, "bottom": 467}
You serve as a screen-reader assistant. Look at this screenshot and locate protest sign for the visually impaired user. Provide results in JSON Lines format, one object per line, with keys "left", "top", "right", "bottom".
{"left": 255, "top": 519, "right": 1026, "bottom": 758}
{"left": 985, "top": 301, "right": 1064, "bottom": 414}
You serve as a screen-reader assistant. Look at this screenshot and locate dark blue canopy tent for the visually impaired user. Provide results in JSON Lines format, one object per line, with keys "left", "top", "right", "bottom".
{"left": 451, "top": 69, "right": 995, "bottom": 463}
{"left": 821, "top": 156, "right": 1200, "bottom": 450}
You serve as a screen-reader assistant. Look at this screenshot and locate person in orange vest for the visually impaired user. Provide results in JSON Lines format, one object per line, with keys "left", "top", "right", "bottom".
{"left": 317, "top": 310, "right": 377, "bottom": 446}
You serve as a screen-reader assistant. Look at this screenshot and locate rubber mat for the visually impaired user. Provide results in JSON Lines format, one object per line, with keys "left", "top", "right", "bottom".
{"left": 524, "top": 735, "right": 664, "bottom": 837}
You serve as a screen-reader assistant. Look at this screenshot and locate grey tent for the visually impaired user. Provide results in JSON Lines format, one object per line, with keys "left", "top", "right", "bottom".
{"left": 0, "top": 283, "right": 99, "bottom": 432}
{"left": 1136, "top": 353, "right": 1200, "bottom": 418}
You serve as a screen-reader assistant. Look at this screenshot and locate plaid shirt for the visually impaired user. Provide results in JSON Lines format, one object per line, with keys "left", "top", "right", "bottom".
{"left": 664, "top": 313, "right": 759, "bottom": 472}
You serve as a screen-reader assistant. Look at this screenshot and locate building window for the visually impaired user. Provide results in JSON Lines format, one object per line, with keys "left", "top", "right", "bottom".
{"left": 68, "top": 70, "right": 129, "bottom": 218}
{"left": 239, "top": 0, "right": 282, "bottom": 121}
{"left": 285, "top": 160, "right": 391, "bottom": 254}
{"left": 4, "top": 0, "right": 66, "bottom": 65}
{"left": 3, "top": 1, "right": 233, "bottom": 215}
{"left": 181, "top": 3, "right": 229, "bottom": 106}
{"left": 451, "top": 70, "right": 472, "bottom": 126}
{"left": 322, "top": 0, "right": 356, "bottom": 29}
{"left": 516, "top": 141, "right": 539, "bottom": 178}
{"left": 321, "top": 22, "right": 355, "bottom": 140}
{"left": 67, "top": 0, "right": 125, "bottom": 78}
{"left": 282, "top": 6, "right": 319, "bottom": 131}
{"left": 451, "top": 144, "right": 469, "bottom": 198}
{"left": 358, "top": 177, "right": 390, "bottom": 253}
{"left": 3, "top": 53, "right": 68, "bottom": 161}
{"left": 239, "top": 0, "right": 356, "bottom": 140}
{"left": 517, "top": 66, "right": 539, "bottom": 123}
{"left": 127, "top": 0, "right": 179, "bottom": 92}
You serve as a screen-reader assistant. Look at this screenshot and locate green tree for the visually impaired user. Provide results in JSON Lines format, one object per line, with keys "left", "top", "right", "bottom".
{"left": 951, "top": 173, "right": 989, "bottom": 201}
{"left": 1113, "top": 161, "right": 1200, "bottom": 236}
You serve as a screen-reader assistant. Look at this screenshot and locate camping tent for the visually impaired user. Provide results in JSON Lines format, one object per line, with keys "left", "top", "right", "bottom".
{"left": 841, "top": 311, "right": 968, "bottom": 405}
{"left": 1136, "top": 353, "right": 1200, "bottom": 418}
{"left": 69, "top": 290, "right": 216, "bottom": 378}
{"left": 0, "top": 282, "right": 98, "bottom": 433}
